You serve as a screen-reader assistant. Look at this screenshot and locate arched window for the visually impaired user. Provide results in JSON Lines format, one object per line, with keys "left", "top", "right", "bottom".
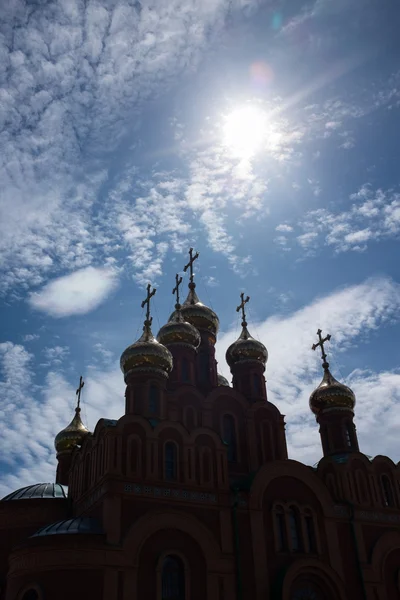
{"left": 184, "top": 406, "right": 196, "bottom": 430}
{"left": 222, "top": 414, "right": 237, "bottom": 462}
{"left": 181, "top": 358, "right": 190, "bottom": 383}
{"left": 84, "top": 453, "right": 91, "bottom": 490}
{"left": 149, "top": 385, "right": 159, "bottom": 414}
{"left": 304, "top": 509, "right": 317, "bottom": 553}
{"left": 382, "top": 474, "right": 395, "bottom": 507}
{"left": 22, "top": 591, "right": 39, "bottom": 600}
{"left": 345, "top": 423, "right": 352, "bottom": 448}
{"left": 199, "top": 352, "right": 209, "bottom": 383}
{"left": 202, "top": 448, "right": 212, "bottom": 484}
{"left": 275, "top": 505, "right": 287, "bottom": 551}
{"left": 356, "top": 470, "right": 368, "bottom": 504}
{"left": 288, "top": 506, "right": 302, "bottom": 552}
{"left": 162, "top": 555, "right": 185, "bottom": 600}
{"left": 165, "top": 442, "right": 178, "bottom": 481}
{"left": 253, "top": 373, "right": 261, "bottom": 396}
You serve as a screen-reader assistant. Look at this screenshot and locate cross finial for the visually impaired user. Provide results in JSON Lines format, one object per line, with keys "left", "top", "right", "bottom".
{"left": 183, "top": 247, "right": 199, "bottom": 285}
{"left": 76, "top": 375, "right": 84, "bottom": 410}
{"left": 236, "top": 292, "right": 250, "bottom": 326}
{"left": 141, "top": 283, "right": 156, "bottom": 325}
{"left": 312, "top": 328, "right": 331, "bottom": 369}
{"left": 172, "top": 274, "right": 183, "bottom": 308}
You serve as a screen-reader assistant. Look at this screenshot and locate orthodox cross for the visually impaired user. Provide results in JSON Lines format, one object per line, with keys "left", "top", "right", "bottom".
{"left": 312, "top": 329, "right": 331, "bottom": 365}
{"left": 76, "top": 375, "right": 84, "bottom": 410}
{"left": 172, "top": 274, "right": 183, "bottom": 307}
{"left": 141, "top": 283, "right": 156, "bottom": 324}
{"left": 183, "top": 247, "right": 199, "bottom": 284}
{"left": 236, "top": 292, "right": 250, "bottom": 326}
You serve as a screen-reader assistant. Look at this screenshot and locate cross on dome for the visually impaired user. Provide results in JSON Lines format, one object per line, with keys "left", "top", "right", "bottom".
{"left": 141, "top": 284, "right": 156, "bottom": 326}
{"left": 236, "top": 292, "right": 250, "bottom": 327}
{"left": 75, "top": 375, "right": 84, "bottom": 410}
{"left": 183, "top": 247, "right": 199, "bottom": 285}
{"left": 172, "top": 274, "right": 183, "bottom": 308}
{"left": 312, "top": 328, "right": 332, "bottom": 369}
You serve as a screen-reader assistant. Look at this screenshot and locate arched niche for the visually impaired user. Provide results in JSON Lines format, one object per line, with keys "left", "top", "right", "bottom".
{"left": 281, "top": 560, "right": 346, "bottom": 600}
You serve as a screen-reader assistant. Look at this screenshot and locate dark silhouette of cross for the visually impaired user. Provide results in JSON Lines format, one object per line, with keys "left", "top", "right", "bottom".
{"left": 236, "top": 292, "right": 250, "bottom": 326}
{"left": 172, "top": 274, "right": 183, "bottom": 307}
{"left": 183, "top": 247, "right": 199, "bottom": 284}
{"left": 76, "top": 375, "right": 84, "bottom": 410}
{"left": 141, "top": 284, "right": 156, "bottom": 324}
{"left": 312, "top": 329, "right": 331, "bottom": 365}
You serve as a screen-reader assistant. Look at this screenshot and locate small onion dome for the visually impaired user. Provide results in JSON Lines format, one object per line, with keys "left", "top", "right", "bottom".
{"left": 120, "top": 320, "right": 173, "bottom": 381}
{"left": 54, "top": 407, "right": 89, "bottom": 455}
{"left": 309, "top": 366, "right": 356, "bottom": 415}
{"left": 169, "top": 284, "right": 219, "bottom": 338}
{"left": 157, "top": 306, "right": 201, "bottom": 348}
{"left": 226, "top": 324, "right": 268, "bottom": 368}
{"left": 1, "top": 483, "right": 67, "bottom": 502}
{"left": 217, "top": 373, "right": 230, "bottom": 387}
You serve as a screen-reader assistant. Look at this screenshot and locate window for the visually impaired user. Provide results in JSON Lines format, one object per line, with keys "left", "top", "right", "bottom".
{"left": 345, "top": 423, "right": 352, "bottom": 448}
{"left": 165, "top": 442, "right": 178, "bottom": 481}
{"left": 184, "top": 406, "right": 196, "bottom": 430}
{"left": 162, "top": 555, "right": 185, "bottom": 600}
{"left": 181, "top": 358, "right": 190, "bottom": 383}
{"left": 199, "top": 353, "right": 209, "bottom": 383}
{"left": 275, "top": 505, "right": 287, "bottom": 551}
{"left": 253, "top": 373, "right": 261, "bottom": 396}
{"left": 288, "top": 506, "right": 302, "bottom": 552}
{"left": 382, "top": 474, "right": 395, "bottom": 507}
{"left": 149, "top": 385, "right": 159, "bottom": 414}
{"left": 223, "top": 414, "right": 237, "bottom": 462}
{"left": 22, "top": 591, "right": 39, "bottom": 600}
{"left": 304, "top": 510, "right": 317, "bottom": 553}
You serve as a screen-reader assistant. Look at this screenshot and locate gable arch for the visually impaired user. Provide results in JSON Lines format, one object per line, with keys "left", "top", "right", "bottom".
{"left": 371, "top": 531, "right": 400, "bottom": 574}
{"left": 372, "top": 455, "right": 396, "bottom": 470}
{"left": 204, "top": 386, "right": 248, "bottom": 410}
{"left": 123, "top": 510, "right": 223, "bottom": 570}
{"left": 154, "top": 420, "right": 191, "bottom": 442}
{"left": 281, "top": 558, "right": 347, "bottom": 600}
{"left": 190, "top": 427, "right": 224, "bottom": 449}
{"left": 250, "top": 460, "right": 334, "bottom": 514}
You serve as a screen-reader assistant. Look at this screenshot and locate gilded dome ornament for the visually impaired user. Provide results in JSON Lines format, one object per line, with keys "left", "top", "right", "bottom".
{"left": 54, "top": 376, "right": 89, "bottom": 455}
{"left": 120, "top": 284, "right": 173, "bottom": 381}
{"left": 309, "top": 329, "right": 356, "bottom": 415}
{"left": 169, "top": 248, "right": 219, "bottom": 338}
{"left": 226, "top": 293, "right": 268, "bottom": 368}
{"left": 217, "top": 373, "right": 230, "bottom": 386}
{"left": 157, "top": 274, "right": 201, "bottom": 348}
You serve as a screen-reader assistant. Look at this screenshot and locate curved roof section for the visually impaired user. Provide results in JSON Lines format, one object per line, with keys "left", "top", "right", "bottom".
{"left": 1, "top": 483, "right": 68, "bottom": 501}
{"left": 31, "top": 517, "right": 103, "bottom": 538}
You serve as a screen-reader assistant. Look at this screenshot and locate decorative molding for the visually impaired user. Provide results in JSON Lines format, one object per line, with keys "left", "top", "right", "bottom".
{"left": 358, "top": 510, "right": 400, "bottom": 524}
{"left": 123, "top": 483, "right": 217, "bottom": 504}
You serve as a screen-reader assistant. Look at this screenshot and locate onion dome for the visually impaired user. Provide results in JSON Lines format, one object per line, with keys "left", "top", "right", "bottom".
{"left": 31, "top": 517, "right": 103, "bottom": 538}
{"left": 120, "top": 320, "right": 173, "bottom": 380}
{"left": 1, "top": 483, "right": 67, "bottom": 501}
{"left": 310, "top": 367, "right": 356, "bottom": 415}
{"left": 309, "top": 328, "right": 356, "bottom": 415}
{"left": 226, "top": 324, "right": 268, "bottom": 368}
{"left": 170, "top": 283, "right": 219, "bottom": 338}
{"left": 217, "top": 373, "right": 230, "bottom": 387}
{"left": 55, "top": 406, "right": 89, "bottom": 455}
{"left": 158, "top": 304, "right": 201, "bottom": 349}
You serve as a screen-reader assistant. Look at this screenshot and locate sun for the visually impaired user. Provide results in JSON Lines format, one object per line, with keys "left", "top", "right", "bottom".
{"left": 222, "top": 105, "right": 268, "bottom": 158}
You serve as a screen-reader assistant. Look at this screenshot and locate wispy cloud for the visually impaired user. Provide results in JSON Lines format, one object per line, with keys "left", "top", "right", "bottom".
{"left": 29, "top": 266, "right": 119, "bottom": 317}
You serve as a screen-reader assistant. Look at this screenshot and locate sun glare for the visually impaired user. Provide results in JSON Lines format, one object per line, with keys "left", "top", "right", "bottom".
{"left": 222, "top": 106, "right": 268, "bottom": 158}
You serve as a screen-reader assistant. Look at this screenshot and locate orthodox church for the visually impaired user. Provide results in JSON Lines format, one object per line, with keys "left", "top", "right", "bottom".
{"left": 1, "top": 249, "right": 400, "bottom": 600}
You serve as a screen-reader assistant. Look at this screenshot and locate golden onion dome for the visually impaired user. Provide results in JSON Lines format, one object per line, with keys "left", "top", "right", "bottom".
{"left": 157, "top": 305, "right": 201, "bottom": 348}
{"left": 309, "top": 366, "right": 356, "bottom": 415}
{"left": 54, "top": 407, "right": 89, "bottom": 455}
{"left": 120, "top": 319, "right": 173, "bottom": 381}
{"left": 226, "top": 324, "right": 268, "bottom": 368}
{"left": 169, "top": 284, "right": 219, "bottom": 339}
{"left": 217, "top": 373, "right": 230, "bottom": 387}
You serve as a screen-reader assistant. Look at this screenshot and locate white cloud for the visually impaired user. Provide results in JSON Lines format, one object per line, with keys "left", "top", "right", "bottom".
{"left": 29, "top": 266, "right": 119, "bottom": 317}
{"left": 276, "top": 224, "right": 293, "bottom": 232}
{"left": 22, "top": 334, "right": 40, "bottom": 342}
{"left": 42, "top": 346, "right": 70, "bottom": 366}
{"left": 217, "top": 277, "right": 400, "bottom": 465}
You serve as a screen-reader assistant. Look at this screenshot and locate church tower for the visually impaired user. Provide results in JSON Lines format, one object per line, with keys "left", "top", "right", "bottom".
{"left": 54, "top": 376, "right": 89, "bottom": 485}
{"left": 309, "top": 329, "right": 359, "bottom": 456}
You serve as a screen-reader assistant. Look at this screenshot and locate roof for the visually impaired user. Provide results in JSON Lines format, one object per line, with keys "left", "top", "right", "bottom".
{"left": 31, "top": 517, "right": 103, "bottom": 538}
{"left": 1, "top": 483, "right": 68, "bottom": 501}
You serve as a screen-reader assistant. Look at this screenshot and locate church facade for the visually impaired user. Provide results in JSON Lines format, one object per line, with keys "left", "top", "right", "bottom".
{"left": 1, "top": 250, "right": 400, "bottom": 600}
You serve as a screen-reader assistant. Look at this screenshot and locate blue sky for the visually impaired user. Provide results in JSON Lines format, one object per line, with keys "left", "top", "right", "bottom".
{"left": 1, "top": 0, "right": 400, "bottom": 496}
